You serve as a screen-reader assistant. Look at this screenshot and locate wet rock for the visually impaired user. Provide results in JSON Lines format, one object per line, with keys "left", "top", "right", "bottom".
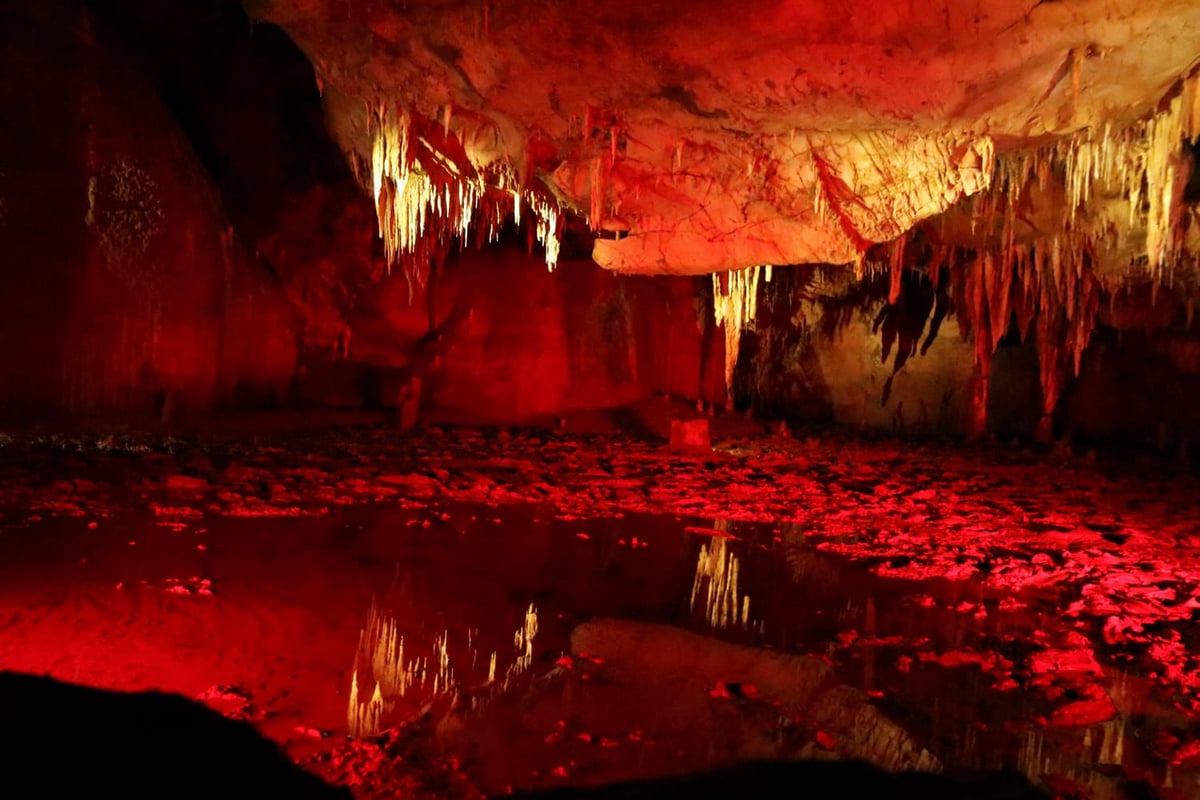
{"left": 571, "top": 619, "right": 940, "bottom": 773}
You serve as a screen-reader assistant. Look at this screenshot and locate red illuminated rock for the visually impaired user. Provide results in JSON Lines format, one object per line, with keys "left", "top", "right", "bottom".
{"left": 669, "top": 418, "right": 711, "bottom": 451}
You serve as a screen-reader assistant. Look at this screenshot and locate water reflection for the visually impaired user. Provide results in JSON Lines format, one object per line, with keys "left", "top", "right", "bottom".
{"left": 690, "top": 532, "right": 755, "bottom": 631}
{"left": 0, "top": 503, "right": 1195, "bottom": 796}
{"left": 327, "top": 507, "right": 1198, "bottom": 794}
{"left": 331, "top": 508, "right": 1195, "bottom": 796}
{"left": 347, "top": 597, "right": 541, "bottom": 738}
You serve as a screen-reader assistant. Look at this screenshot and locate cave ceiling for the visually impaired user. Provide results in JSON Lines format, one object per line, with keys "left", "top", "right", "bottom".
{"left": 245, "top": 0, "right": 1200, "bottom": 280}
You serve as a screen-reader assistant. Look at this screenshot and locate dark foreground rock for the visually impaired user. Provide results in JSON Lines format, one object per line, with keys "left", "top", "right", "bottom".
{"left": 500, "top": 759, "right": 1049, "bottom": 800}
{"left": 0, "top": 672, "right": 351, "bottom": 800}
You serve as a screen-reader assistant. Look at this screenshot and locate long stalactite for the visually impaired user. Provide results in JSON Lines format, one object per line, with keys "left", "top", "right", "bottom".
{"left": 368, "top": 103, "right": 565, "bottom": 295}
{"left": 712, "top": 264, "right": 771, "bottom": 405}
{"left": 930, "top": 71, "right": 1200, "bottom": 440}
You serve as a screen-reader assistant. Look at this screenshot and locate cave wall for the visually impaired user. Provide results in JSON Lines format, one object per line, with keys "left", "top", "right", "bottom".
{"left": 735, "top": 269, "right": 1200, "bottom": 450}
{"left": 1062, "top": 285, "right": 1200, "bottom": 454}
{"left": 737, "top": 298, "right": 977, "bottom": 436}
{"left": 291, "top": 246, "right": 724, "bottom": 423}
{"left": 0, "top": 3, "right": 297, "bottom": 417}
{"left": 262, "top": 234, "right": 1200, "bottom": 447}
{"left": 811, "top": 308, "right": 975, "bottom": 435}
{"left": 1065, "top": 327, "right": 1200, "bottom": 455}
{"left": 3, "top": 0, "right": 1198, "bottom": 450}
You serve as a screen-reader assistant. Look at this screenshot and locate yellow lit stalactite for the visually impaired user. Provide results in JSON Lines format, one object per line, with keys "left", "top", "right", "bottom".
{"left": 711, "top": 264, "right": 770, "bottom": 405}
{"left": 369, "top": 104, "right": 564, "bottom": 278}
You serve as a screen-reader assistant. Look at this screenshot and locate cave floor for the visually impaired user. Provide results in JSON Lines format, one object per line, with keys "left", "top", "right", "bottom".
{"left": 0, "top": 415, "right": 1198, "bottom": 798}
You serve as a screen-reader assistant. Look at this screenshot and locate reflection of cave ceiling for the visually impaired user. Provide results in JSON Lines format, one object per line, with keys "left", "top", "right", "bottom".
{"left": 246, "top": 0, "right": 1200, "bottom": 276}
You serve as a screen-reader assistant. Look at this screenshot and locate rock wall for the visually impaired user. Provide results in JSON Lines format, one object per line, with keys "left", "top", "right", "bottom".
{"left": 285, "top": 246, "right": 1200, "bottom": 449}
{"left": 1066, "top": 328, "right": 1200, "bottom": 456}
{"left": 736, "top": 298, "right": 975, "bottom": 436}
{"left": 735, "top": 268, "right": 1200, "bottom": 451}
{"left": 0, "top": 2, "right": 298, "bottom": 417}
{"left": 811, "top": 309, "right": 975, "bottom": 435}
{"left": 293, "top": 246, "right": 724, "bottom": 423}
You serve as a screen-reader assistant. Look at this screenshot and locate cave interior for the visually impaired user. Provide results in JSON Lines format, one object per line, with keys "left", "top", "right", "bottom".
{"left": 2, "top": 0, "right": 1200, "bottom": 798}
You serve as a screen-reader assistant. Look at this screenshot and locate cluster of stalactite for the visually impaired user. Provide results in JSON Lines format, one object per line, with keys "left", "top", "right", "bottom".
{"left": 966, "top": 72, "right": 1200, "bottom": 283}
{"left": 952, "top": 240, "right": 1101, "bottom": 442}
{"left": 873, "top": 259, "right": 951, "bottom": 408}
{"left": 366, "top": 103, "right": 564, "bottom": 299}
{"left": 864, "top": 223, "right": 1109, "bottom": 440}
{"left": 860, "top": 73, "right": 1200, "bottom": 441}
{"left": 1061, "top": 87, "right": 1196, "bottom": 279}
{"left": 715, "top": 74, "right": 1195, "bottom": 430}
{"left": 712, "top": 264, "right": 772, "bottom": 405}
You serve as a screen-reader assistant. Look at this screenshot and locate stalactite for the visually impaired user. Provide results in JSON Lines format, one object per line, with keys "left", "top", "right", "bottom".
{"left": 888, "top": 233, "right": 907, "bottom": 305}
{"left": 947, "top": 72, "right": 1200, "bottom": 442}
{"left": 711, "top": 265, "right": 767, "bottom": 403}
{"left": 1060, "top": 84, "right": 1192, "bottom": 280}
{"left": 982, "top": 250, "right": 1009, "bottom": 351}
{"left": 527, "top": 192, "right": 561, "bottom": 270}
{"left": 950, "top": 232, "right": 1102, "bottom": 444}
{"left": 589, "top": 155, "right": 608, "bottom": 230}
{"left": 369, "top": 103, "right": 565, "bottom": 283}
{"left": 949, "top": 251, "right": 997, "bottom": 441}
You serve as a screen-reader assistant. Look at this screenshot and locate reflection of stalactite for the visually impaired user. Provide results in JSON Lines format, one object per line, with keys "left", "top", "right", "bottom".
{"left": 347, "top": 599, "right": 542, "bottom": 736}
{"left": 1018, "top": 717, "right": 1130, "bottom": 800}
{"left": 502, "top": 604, "right": 538, "bottom": 689}
{"left": 347, "top": 670, "right": 386, "bottom": 739}
{"left": 712, "top": 265, "right": 771, "bottom": 405}
{"left": 1091, "top": 716, "right": 1126, "bottom": 766}
{"left": 432, "top": 631, "right": 453, "bottom": 695}
{"left": 1017, "top": 730, "right": 1045, "bottom": 779}
{"left": 347, "top": 600, "right": 429, "bottom": 737}
{"left": 691, "top": 526, "right": 752, "bottom": 630}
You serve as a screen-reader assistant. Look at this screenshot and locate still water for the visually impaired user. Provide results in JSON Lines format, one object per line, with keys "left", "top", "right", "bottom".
{"left": 0, "top": 502, "right": 1191, "bottom": 798}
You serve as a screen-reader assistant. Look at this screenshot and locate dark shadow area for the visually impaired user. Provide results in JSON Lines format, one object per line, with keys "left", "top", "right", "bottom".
{"left": 607, "top": 407, "right": 669, "bottom": 443}
{"left": 502, "top": 759, "right": 1050, "bottom": 800}
{"left": 88, "top": 0, "right": 352, "bottom": 239}
{"left": 1182, "top": 137, "right": 1200, "bottom": 205}
{"left": 731, "top": 266, "right": 836, "bottom": 423}
{"left": 0, "top": 672, "right": 351, "bottom": 799}
{"left": 872, "top": 266, "right": 952, "bottom": 407}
